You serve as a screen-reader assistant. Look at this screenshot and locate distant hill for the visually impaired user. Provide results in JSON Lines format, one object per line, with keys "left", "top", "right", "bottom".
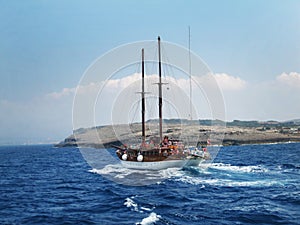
{"left": 147, "top": 119, "right": 300, "bottom": 128}
{"left": 56, "top": 119, "right": 300, "bottom": 148}
{"left": 226, "top": 120, "right": 298, "bottom": 128}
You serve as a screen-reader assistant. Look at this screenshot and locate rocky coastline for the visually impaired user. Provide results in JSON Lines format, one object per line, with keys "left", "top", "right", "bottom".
{"left": 56, "top": 119, "right": 300, "bottom": 148}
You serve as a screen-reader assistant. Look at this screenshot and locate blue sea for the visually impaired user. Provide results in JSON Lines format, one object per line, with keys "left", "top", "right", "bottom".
{"left": 0, "top": 143, "right": 299, "bottom": 225}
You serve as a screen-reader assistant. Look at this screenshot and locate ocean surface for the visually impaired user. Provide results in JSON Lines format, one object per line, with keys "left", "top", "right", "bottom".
{"left": 0, "top": 143, "right": 299, "bottom": 225}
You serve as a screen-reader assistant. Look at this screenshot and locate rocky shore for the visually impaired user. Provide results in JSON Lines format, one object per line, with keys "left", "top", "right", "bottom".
{"left": 56, "top": 119, "right": 300, "bottom": 148}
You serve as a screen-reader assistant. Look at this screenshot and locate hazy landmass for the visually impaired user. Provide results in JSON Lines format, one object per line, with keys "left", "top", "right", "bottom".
{"left": 56, "top": 119, "right": 300, "bottom": 148}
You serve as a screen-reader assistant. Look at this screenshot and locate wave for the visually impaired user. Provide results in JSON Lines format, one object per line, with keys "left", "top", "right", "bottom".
{"left": 89, "top": 162, "right": 285, "bottom": 188}
{"left": 136, "top": 212, "right": 161, "bottom": 225}
{"left": 89, "top": 162, "right": 268, "bottom": 176}
{"left": 89, "top": 165, "right": 181, "bottom": 186}
{"left": 175, "top": 176, "right": 282, "bottom": 187}
{"left": 177, "top": 163, "right": 283, "bottom": 187}
{"left": 206, "top": 163, "right": 269, "bottom": 173}
{"left": 124, "top": 197, "right": 140, "bottom": 212}
{"left": 124, "top": 196, "right": 161, "bottom": 225}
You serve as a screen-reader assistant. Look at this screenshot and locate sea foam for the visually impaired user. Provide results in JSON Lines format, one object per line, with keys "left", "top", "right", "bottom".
{"left": 136, "top": 212, "right": 161, "bottom": 225}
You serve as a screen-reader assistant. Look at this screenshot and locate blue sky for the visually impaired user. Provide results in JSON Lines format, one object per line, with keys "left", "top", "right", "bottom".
{"left": 1, "top": 0, "right": 300, "bottom": 144}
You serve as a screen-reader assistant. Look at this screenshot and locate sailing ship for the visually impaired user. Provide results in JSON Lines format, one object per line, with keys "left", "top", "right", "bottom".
{"left": 114, "top": 36, "right": 210, "bottom": 170}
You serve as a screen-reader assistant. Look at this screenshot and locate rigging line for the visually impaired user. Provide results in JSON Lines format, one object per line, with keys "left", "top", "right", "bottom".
{"left": 135, "top": 57, "right": 141, "bottom": 77}
{"left": 146, "top": 95, "right": 157, "bottom": 136}
{"left": 144, "top": 63, "right": 158, "bottom": 125}
{"left": 143, "top": 42, "right": 159, "bottom": 123}
{"left": 147, "top": 90, "right": 156, "bottom": 119}
{"left": 146, "top": 43, "right": 158, "bottom": 77}
{"left": 160, "top": 42, "right": 178, "bottom": 85}
{"left": 160, "top": 43, "right": 171, "bottom": 79}
{"left": 129, "top": 58, "right": 143, "bottom": 126}
{"left": 160, "top": 41, "right": 184, "bottom": 120}
{"left": 130, "top": 99, "right": 141, "bottom": 126}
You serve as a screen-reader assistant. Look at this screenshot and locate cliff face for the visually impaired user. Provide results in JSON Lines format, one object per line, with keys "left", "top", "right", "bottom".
{"left": 55, "top": 120, "right": 300, "bottom": 148}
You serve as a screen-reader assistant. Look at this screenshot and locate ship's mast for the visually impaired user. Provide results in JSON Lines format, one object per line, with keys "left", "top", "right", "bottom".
{"left": 158, "top": 36, "right": 163, "bottom": 141}
{"left": 141, "top": 48, "right": 146, "bottom": 143}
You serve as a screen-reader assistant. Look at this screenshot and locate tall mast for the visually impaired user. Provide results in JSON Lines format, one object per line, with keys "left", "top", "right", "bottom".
{"left": 141, "top": 48, "right": 146, "bottom": 143}
{"left": 158, "top": 36, "right": 163, "bottom": 141}
{"left": 189, "top": 26, "right": 192, "bottom": 120}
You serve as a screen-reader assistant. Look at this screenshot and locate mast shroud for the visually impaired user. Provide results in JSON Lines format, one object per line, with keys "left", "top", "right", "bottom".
{"left": 158, "top": 36, "right": 163, "bottom": 141}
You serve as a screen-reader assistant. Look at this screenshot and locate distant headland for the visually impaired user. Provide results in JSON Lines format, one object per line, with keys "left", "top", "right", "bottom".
{"left": 56, "top": 119, "right": 300, "bottom": 148}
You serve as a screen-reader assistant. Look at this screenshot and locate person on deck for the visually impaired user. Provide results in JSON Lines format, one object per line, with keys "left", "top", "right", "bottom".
{"left": 161, "top": 136, "right": 170, "bottom": 147}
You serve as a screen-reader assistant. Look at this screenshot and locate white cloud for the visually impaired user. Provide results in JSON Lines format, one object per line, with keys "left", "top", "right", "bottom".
{"left": 46, "top": 87, "right": 76, "bottom": 99}
{"left": 220, "top": 72, "right": 300, "bottom": 121}
{"left": 45, "top": 74, "right": 243, "bottom": 112}
{"left": 46, "top": 74, "right": 144, "bottom": 100}
{"left": 105, "top": 73, "right": 141, "bottom": 90}
{"left": 276, "top": 72, "right": 300, "bottom": 88}
{"left": 213, "top": 73, "right": 247, "bottom": 91}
